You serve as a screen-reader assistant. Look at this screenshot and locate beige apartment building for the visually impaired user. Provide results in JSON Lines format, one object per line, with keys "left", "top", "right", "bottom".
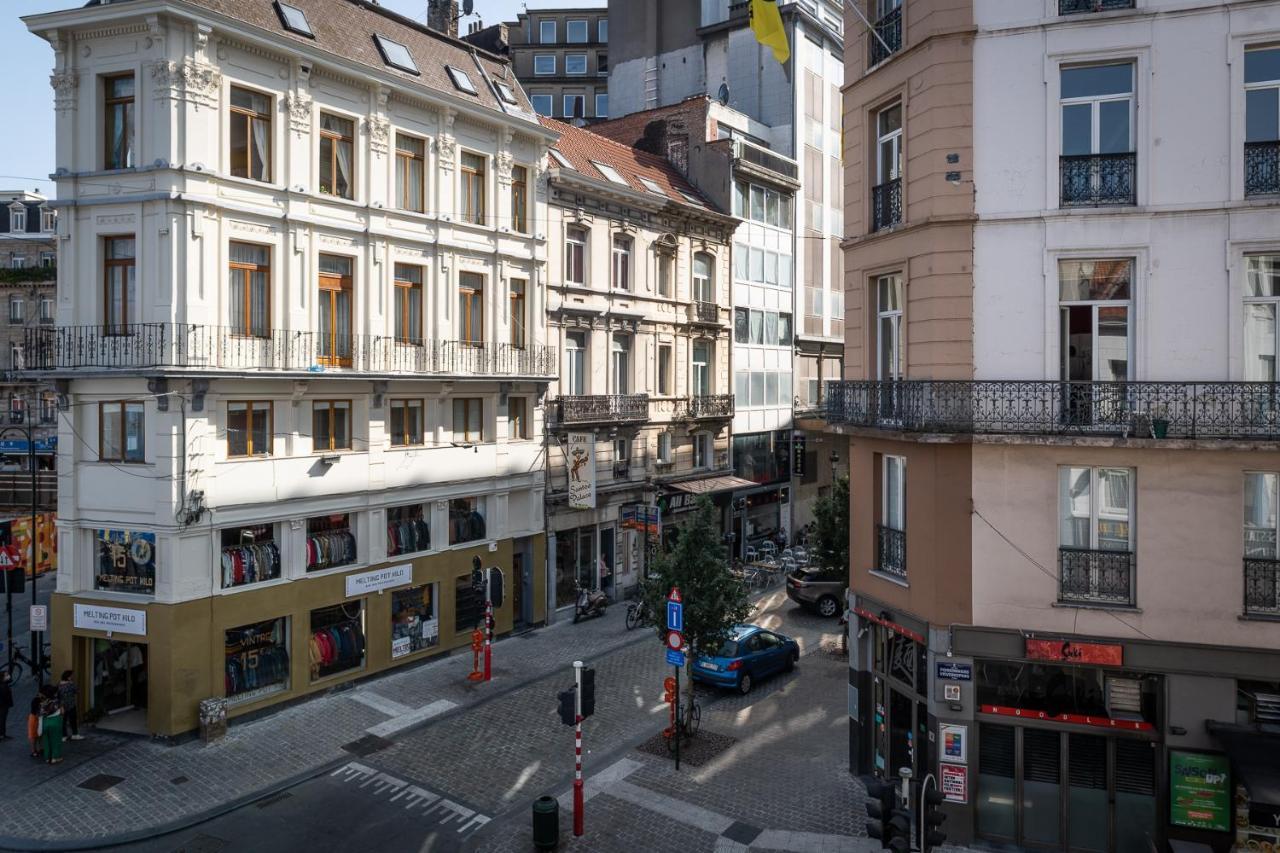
{"left": 507, "top": 8, "right": 609, "bottom": 122}
{"left": 836, "top": 1, "right": 1280, "bottom": 850}
{"left": 541, "top": 117, "right": 737, "bottom": 611}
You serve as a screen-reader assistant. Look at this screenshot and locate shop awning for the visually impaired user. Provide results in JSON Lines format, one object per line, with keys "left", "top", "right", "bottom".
{"left": 668, "top": 475, "right": 756, "bottom": 495}
{"left": 1207, "top": 722, "right": 1280, "bottom": 806}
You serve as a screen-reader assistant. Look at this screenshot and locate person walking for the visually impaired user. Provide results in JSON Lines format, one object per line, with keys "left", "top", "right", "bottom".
{"left": 57, "top": 671, "right": 82, "bottom": 741}
{"left": 0, "top": 671, "right": 12, "bottom": 741}
{"left": 40, "top": 690, "right": 63, "bottom": 764}
{"left": 27, "top": 694, "right": 42, "bottom": 758}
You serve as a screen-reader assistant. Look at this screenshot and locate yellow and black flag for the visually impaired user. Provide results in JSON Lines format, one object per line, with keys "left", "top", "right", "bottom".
{"left": 749, "top": 0, "right": 790, "bottom": 65}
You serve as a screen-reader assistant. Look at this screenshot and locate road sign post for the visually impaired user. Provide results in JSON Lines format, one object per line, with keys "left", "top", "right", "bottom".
{"left": 666, "top": 587, "right": 684, "bottom": 772}
{"left": 483, "top": 571, "right": 493, "bottom": 683}
{"left": 573, "top": 659, "right": 585, "bottom": 837}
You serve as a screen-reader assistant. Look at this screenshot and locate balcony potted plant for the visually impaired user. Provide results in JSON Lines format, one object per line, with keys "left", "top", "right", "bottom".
{"left": 1150, "top": 403, "right": 1170, "bottom": 439}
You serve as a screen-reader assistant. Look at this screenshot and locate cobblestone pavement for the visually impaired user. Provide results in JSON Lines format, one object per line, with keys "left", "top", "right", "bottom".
{"left": 0, "top": 588, "right": 836, "bottom": 850}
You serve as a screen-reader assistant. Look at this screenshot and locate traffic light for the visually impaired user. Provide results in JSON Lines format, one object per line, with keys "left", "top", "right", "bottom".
{"left": 580, "top": 666, "right": 596, "bottom": 718}
{"left": 865, "top": 778, "right": 909, "bottom": 853}
{"left": 471, "top": 556, "right": 483, "bottom": 591}
{"left": 557, "top": 687, "right": 577, "bottom": 726}
{"left": 489, "top": 568, "right": 504, "bottom": 608}
{"left": 922, "top": 786, "right": 947, "bottom": 853}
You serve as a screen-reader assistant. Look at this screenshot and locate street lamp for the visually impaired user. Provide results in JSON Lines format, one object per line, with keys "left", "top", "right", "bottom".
{"left": 829, "top": 449, "right": 840, "bottom": 482}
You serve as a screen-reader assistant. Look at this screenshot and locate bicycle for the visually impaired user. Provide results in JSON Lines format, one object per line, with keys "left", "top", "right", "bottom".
{"left": 665, "top": 699, "right": 702, "bottom": 753}
{"left": 625, "top": 597, "right": 652, "bottom": 631}
{"left": 8, "top": 645, "right": 50, "bottom": 685}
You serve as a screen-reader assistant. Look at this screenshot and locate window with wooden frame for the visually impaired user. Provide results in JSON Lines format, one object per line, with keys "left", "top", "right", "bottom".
{"left": 229, "top": 242, "right": 270, "bottom": 337}
{"left": 453, "top": 398, "right": 483, "bottom": 443}
{"left": 103, "top": 236, "right": 136, "bottom": 335}
{"left": 458, "top": 271, "right": 484, "bottom": 345}
{"left": 509, "top": 278, "right": 526, "bottom": 348}
{"left": 227, "top": 401, "right": 272, "bottom": 457}
{"left": 511, "top": 165, "right": 528, "bottom": 233}
{"left": 317, "top": 254, "right": 353, "bottom": 365}
{"left": 100, "top": 401, "right": 145, "bottom": 463}
{"left": 104, "top": 73, "right": 135, "bottom": 170}
{"left": 312, "top": 400, "right": 352, "bottom": 451}
{"left": 566, "top": 226, "right": 587, "bottom": 284}
{"left": 460, "top": 152, "right": 486, "bottom": 225}
{"left": 395, "top": 133, "right": 426, "bottom": 212}
{"left": 230, "top": 86, "right": 272, "bottom": 182}
{"left": 393, "top": 263, "right": 422, "bottom": 343}
{"left": 508, "top": 396, "right": 529, "bottom": 440}
{"left": 389, "top": 398, "right": 425, "bottom": 447}
{"left": 318, "top": 112, "right": 355, "bottom": 199}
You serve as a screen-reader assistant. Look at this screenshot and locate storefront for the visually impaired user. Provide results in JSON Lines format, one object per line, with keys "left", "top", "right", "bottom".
{"left": 658, "top": 475, "right": 751, "bottom": 552}
{"left": 51, "top": 534, "right": 546, "bottom": 738}
{"left": 552, "top": 523, "right": 616, "bottom": 608}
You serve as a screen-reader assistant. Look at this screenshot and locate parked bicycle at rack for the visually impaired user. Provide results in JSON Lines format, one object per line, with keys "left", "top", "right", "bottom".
{"left": 666, "top": 699, "right": 702, "bottom": 753}
{"left": 625, "top": 596, "right": 653, "bottom": 631}
{"left": 7, "top": 645, "right": 50, "bottom": 685}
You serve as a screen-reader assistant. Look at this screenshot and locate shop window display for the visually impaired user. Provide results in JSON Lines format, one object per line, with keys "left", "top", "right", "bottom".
{"left": 225, "top": 617, "right": 289, "bottom": 702}
{"left": 305, "top": 513, "right": 356, "bottom": 572}
{"left": 449, "top": 497, "right": 486, "bottom": 545}
{"left": 455, "top": 574, "right": 485, "bottom": 633}
{"left": 94, "top": 528, "right": 156, "bottom": 594}
{"left": 387, "top": 504, "right": 430, "bottom": 557}
{"left": 309, "top": 602, "right": 365, "bottom": 680}
{"left": 391, "top": 584, "right": 439, "bottom": 658}
{"left": 220, "top": 524, "right": 281, "bottom": 588}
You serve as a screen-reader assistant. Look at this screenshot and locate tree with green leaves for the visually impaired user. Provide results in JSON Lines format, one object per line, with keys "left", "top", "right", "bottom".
{"left": 810, "top": 475, "right": 849, "bottom": 572}
{"left": 640, "top": 496, "right": 752, "bottom": 724}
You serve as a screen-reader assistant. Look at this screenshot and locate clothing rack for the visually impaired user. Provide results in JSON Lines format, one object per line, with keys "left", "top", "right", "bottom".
{"left": 387, "top": 505, "right": 430, "bottom": 557}
{"left": 224, "top": 618, "right": 289, "bottom": 698}
{"left": 448, "top": 503, "right": 486, "bottom": 545}
{"left": 306, "top": 515, "right": 356, "bottom": 572}
{"left": 391, "top": 585, "right": 437, "bottom": 654}
{"left": 309, "top": 604, "right": 365, "bottom": 679}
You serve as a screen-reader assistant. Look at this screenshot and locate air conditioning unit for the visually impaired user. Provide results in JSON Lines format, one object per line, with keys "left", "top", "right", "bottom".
{"left": 1105, "top": 676, "right": 1143, "bottom": 721}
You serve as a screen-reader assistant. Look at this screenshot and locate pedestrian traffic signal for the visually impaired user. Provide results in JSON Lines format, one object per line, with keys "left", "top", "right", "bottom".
{"left": 557, "top": 687, "right": 577, "bottom": 726}
{"left": 580, "top": 666, "right": 596, "bottom": 718}
{"left": 489, "top": 568, "right": 504, "bottom": 608}
{"left": 922, "top": 786, "right": 947, "bottom": 853}
{"left": 865, "top": 778, "right": 909, "bottom": 853}
{"left": 471, "top": 556, "right": 483, "bottom": 591}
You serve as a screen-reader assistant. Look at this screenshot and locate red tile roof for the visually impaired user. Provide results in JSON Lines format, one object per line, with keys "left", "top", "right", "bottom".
{"left": 539, "top": 116, "right": 720, "bottom": 213}
{"left": 145, "top": 0, "right": 538, "bottom": 120}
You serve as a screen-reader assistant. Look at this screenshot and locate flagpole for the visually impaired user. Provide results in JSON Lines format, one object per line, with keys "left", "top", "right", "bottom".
{"left": 843, "top": 0, "right": 893, "bottom": 57}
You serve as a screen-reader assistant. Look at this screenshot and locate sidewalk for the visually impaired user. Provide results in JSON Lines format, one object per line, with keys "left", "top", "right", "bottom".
{"left": 0, "top": 605, "right": 645, "bottom": 851}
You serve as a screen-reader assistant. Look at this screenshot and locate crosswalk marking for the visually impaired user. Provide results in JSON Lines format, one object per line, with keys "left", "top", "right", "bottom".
{"left": 330, "top": 761, "right": 490, "bottom": 835}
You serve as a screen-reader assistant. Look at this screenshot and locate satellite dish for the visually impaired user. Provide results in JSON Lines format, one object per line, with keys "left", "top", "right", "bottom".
{"left": 717, "top": 83, "right": 729, "bottom": 106}
{"left": 462, "top": 0, "right": 474, "bottom": 15}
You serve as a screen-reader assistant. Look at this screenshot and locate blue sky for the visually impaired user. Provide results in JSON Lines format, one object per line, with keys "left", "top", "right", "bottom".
{"left": 0, "top": 0, "right": 604, "bottom": 198}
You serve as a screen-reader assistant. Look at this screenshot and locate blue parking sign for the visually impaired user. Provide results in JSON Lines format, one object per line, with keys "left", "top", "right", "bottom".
{"left": 666, "top": 649, "right": 686, "bottom": 668}
{"left": 667, "top": 600, "right": 683, "bottom": 632}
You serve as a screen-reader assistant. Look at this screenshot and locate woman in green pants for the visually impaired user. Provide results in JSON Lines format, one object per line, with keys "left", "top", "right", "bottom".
{"left": 41, "top": 692, "right": 63, "bottom": 764}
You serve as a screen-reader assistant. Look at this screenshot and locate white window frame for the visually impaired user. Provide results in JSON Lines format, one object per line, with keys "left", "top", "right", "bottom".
{"left": 882, "top": 455, "right": 906, "bottom": 532}
{"left": 40, "top": 207, "right": 55, "bottom": 233}
{"left": 1059, "top": 466, "right": 1133, "bottom": 552}
{"left": 876, "top": 105, "right": 902, "bottom": 185}
{"left": 693, "top": 433, "right": 710, "bottom": 469}
{"left": 1245, "top": 254, "right": 1280, "bottom": 381}
{"left": 8, "top": 297, "right": 22, "bottom": 325}
{"left": 565, "top": 226, "right": 587, "bottom": 285}
{"left": 1245, "top": 471, "right": 1280, "bottom": 560}
{"left": 1246, "top": 47, "right": 1280, "bottom": 143}
{"left": 539, "top": 20, "right": 557, "bottom": 44}
{"left": 595, "top": 93, "right": 609, "bottom": 118}
{"left": 530, "top": 94, "right": 554, "bottom": 116}
{"left": 9, "top": 205, "right": 26, "bottom": 233}
{"left": 657, "top": 432, "right": 672, "bottom": 463}
{"left": 565, "top": 331, "right": 586, "bottom": 395}
{"left": 611, "top": 234, "right": 632, "bottom": 292}
{"left": 563, "top": 95, "right": 585, "bottom": 120}
{"left": 658, "top": 343, "right": 673, "bottom": 395}
{"left": 693, "top": 252, "right": 714, "bottom": 302}
{"left": 1059, "top": 62, "right": 1135, "bottom": 157}
{"left": 566, "top": 19, "right": 588, "bottom": 43}
{"left": 598, "top": 19, "right": 608, "bottom": 42}
{"left": 1058, "top": 259, "right": 1133, "bottom": 383}
{"left": 876, "top": 273, "right": 903, "bottom": 381}
{"left": 566, "top": 54, "right": 588, "bottom": 75}
{"left": 534, "top": 54, "right": 556, "bottom": 76}
{"left": 611, "top": 334, "right": 631, "bottom": 394}
{"left": 692, "top": 341, "right": 711, "bottom": 396}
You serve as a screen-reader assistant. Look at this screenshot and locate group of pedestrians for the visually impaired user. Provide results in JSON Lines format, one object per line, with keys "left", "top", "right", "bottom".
{"left": 0, "top": 670, "right": 84, "bottom": 765}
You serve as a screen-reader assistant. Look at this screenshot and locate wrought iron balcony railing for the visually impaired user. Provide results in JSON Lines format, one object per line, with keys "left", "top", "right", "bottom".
{"left": 22, "top": 324, "right": 556, "bottom": 377}
{"left": 690, "top": 301, "right": 721, "bottom": 325}
{"left": 1059, "top": 547, "right": 1134, "bottom": 606}
{"left": 875, "top": 524, "right": 906, "bottom": 578}
{"left": 1245, "top": 558, "right": 1280, "bottom": 616}
{"left": 1245, "top": 141, "right": 1280, "bottom": 196}
{"left": 682, "top": 394, "right": 735, "bottom": 420}
{"left": 871, "top": 178, "right": 902, "bottom": 232}
{"left": 1060, "top": 153, "right": 1136, "bottom": 206}
{"left": 868, "top": 6, "right": 902, "bottom": 67}
{"left": 825, "top": 380, "right": 1280, "bottom": 441}
{"left": 552, "top": 394, "right": 650, "bottom": 426}
{"left": 1058, "top": 0, "right": 1134, "bottom": 13}
{"left": 613, "top": 461, "right": 631, "bottom": 479}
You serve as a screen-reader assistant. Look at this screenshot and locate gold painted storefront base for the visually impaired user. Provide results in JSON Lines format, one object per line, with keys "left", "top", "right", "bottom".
{"left": 49, "top": 536, "right": 545, "bottom": 737}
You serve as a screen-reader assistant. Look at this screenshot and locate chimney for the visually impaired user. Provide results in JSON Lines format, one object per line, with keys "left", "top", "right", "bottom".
{"left": 427, "top": 0, "right": 459, "bottom": 39}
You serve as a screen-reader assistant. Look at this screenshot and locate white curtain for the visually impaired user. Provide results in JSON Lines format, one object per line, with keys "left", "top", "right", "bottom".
{"left": 251, "top": 118, "right": 270, "bottom": 181}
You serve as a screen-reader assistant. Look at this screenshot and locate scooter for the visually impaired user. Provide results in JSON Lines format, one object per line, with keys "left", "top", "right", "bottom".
{"left": 573, "top": 582, "right": 609, "bottom": 623}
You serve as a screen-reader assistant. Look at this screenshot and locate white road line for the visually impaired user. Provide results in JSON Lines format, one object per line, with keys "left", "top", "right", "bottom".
{"left": 753, "top": 829, "right": 870, "bottom": 852}
{"left": 554, "top": 756, "right": 643, "bottom": 810}
{"left": 607, "top": 780, "right": 735, "bottom": 836}
{"left": 348, "top": 691, "right": 414, "bottom": 718}
{"left": 365, "top": 698, "right": 458, "bottom": 737}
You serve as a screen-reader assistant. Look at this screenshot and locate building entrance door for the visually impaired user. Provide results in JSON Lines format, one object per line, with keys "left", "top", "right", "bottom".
{"left": 977, "top": 722, "right": 1158, "bottom": 853}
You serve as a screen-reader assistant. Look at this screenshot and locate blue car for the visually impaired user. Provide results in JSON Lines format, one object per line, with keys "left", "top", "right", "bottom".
{"left": 691, "top": 624, "right": 800, "bottom": 695}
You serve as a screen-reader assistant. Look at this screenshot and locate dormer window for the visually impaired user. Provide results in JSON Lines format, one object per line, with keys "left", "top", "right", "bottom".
{"left": 446, "top": 66, "right": 478, "bottom": 96}
{"left": 549, "top": 148, "right": 574, "bottom": 170}
{"left": 274, "top": 1, "right": 314, "bottom": 38}
{"left": 9, "top": 205, "right": 26, "bottom": 233}
{"left": 591, "top": 161, "right": 628, "bottom": 186}
{"left": 374, "top": 35, "right": 419, "bottom": 75}
{"left": 40, "top": 207, "right": 55, "bottom": 233}
{"left": 638, "top": 177, "right": 667, "bottom": 197}
{"left": 495, "top": 82, "right": 519, "bottom": 106}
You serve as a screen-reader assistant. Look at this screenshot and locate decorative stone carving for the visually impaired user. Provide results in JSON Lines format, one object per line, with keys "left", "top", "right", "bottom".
{"left": 437, "top": 135, "right": 457, "bottom": 171}
{"left": 150, "top": 59, "right": 221, "bottom": 108}
{"left": 50, "top": 72, "right": 79, "bottom": 114}
{"left": 366, "top": 115, "right": 389, "bottom": 155}
{"left": 286, "top": 90, "right": 313, "bottom": 136}
{"left": 496, "top": 150, "right": 514, "bottom": 185}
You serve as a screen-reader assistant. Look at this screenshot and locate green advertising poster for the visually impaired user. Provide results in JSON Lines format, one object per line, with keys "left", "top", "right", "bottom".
{"left": 1169, "top": 750, "right": 1230, "bottom": 832}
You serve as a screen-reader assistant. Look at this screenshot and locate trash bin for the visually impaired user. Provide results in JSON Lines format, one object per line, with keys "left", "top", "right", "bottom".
{"left": 531, "top": 794, "right": 559, "bottom": 851}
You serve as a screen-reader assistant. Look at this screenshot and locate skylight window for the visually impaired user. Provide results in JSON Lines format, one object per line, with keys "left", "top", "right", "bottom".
{"left": 274, "top": 1, "right": 314, "bottom": 38}
{"left": 446, "top": 66, "right": 478, "bottom": 96}
{"left": 549, "top": 148, "right": 574, "bottom": 169}
{"left": 495, "top": 82, "right": 519, "bottom": 106}
{"left": 638, "top": 177, "right": 667, "bottom": 197}
{"left": 678, "top": 191, "right": 705, "bottom": 207}
{"left": 591, "top": 161, "right": 628, "bottom": 186}
{"left": 374, "top": 35, "right": 418, "bottom": 75}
